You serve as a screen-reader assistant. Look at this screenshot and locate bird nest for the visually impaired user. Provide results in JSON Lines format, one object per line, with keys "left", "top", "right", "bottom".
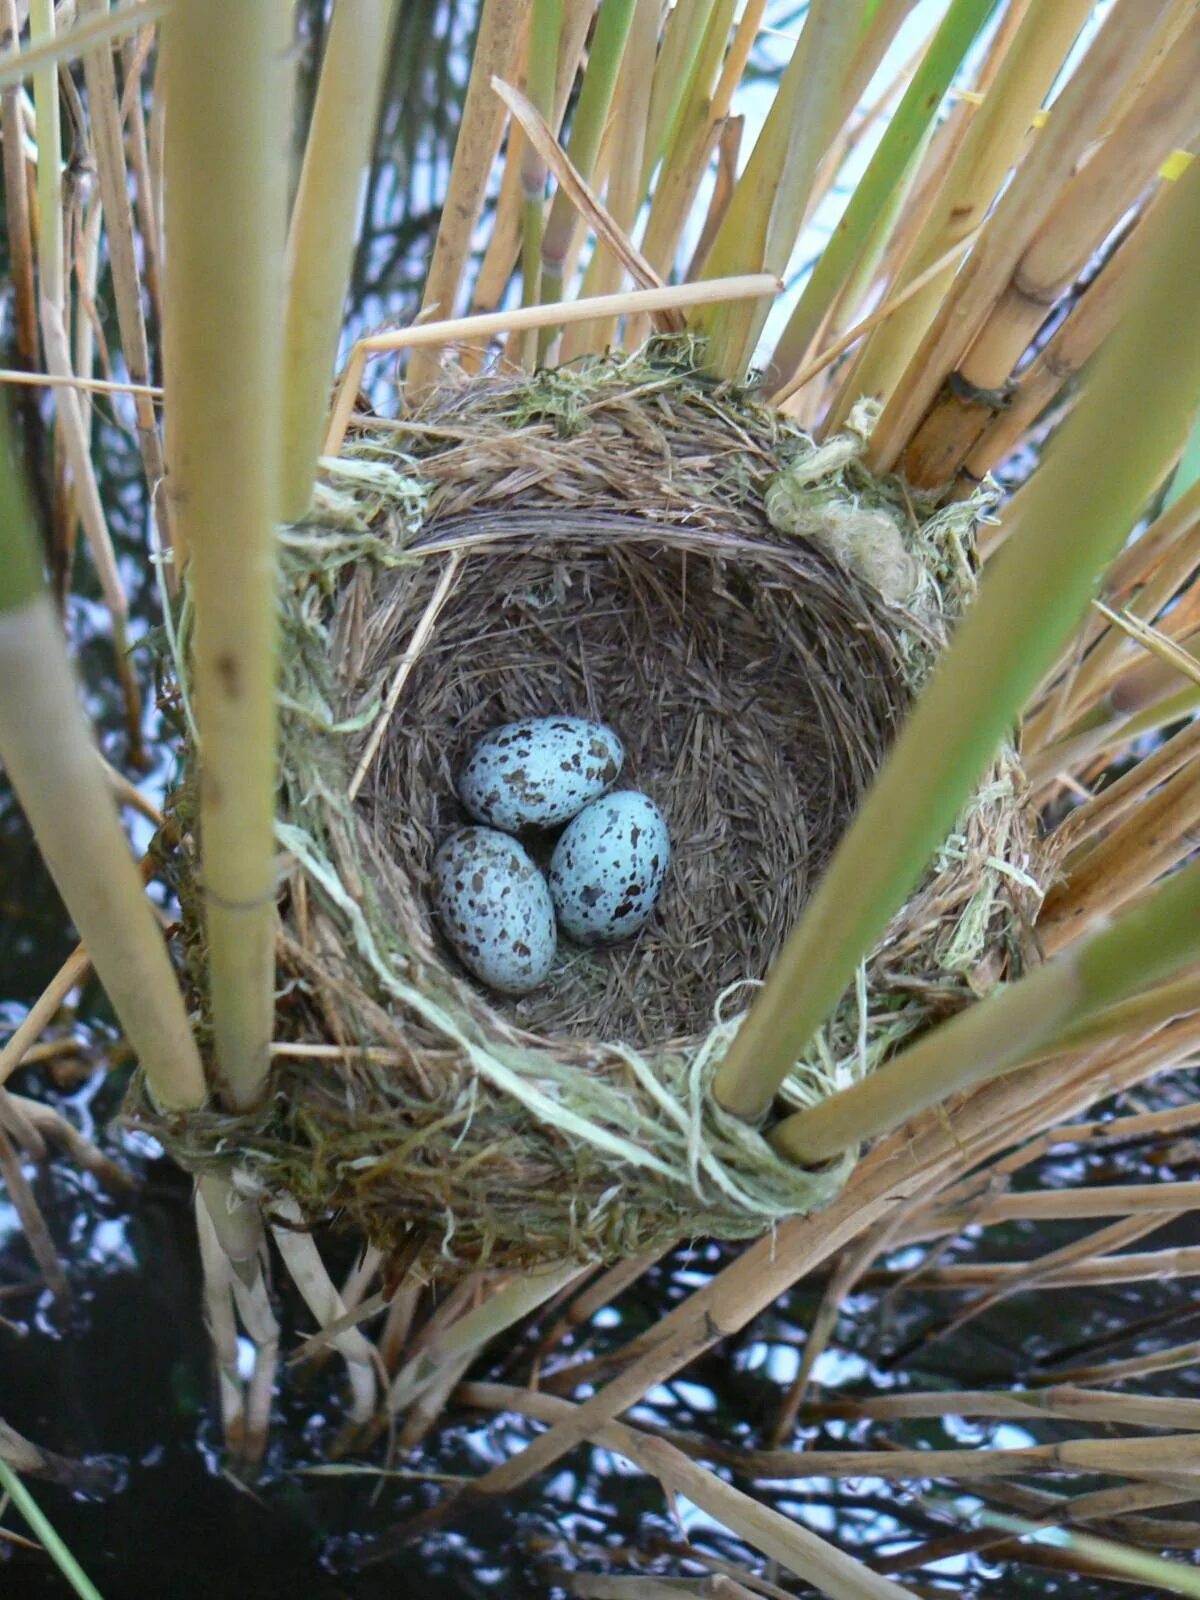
{"left": 137, "top": 345, "right": 1041, "bottom": 1273}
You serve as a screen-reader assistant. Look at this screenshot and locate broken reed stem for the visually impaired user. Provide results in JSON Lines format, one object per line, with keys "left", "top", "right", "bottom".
{"left": 162, "top": 0, "right": 291, "bottom": 1111}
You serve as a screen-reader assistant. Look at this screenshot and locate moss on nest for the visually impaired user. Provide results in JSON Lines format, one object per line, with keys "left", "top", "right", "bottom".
{"left": 133, "top": 343, "right": 1041, "bottom": 1274}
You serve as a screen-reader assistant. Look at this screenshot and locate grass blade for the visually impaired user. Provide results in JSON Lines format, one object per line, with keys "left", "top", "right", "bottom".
{"left": 0, "top": 1460, "right": 103, "bottom": 1600}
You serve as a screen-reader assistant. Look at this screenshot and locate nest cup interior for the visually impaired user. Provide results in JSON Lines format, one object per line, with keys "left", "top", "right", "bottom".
{"left": 139, "top": 360, "right": 1039, "bottom": 1267}
{"left": 349, "top": 507, "right": 910, "bottom": 1048}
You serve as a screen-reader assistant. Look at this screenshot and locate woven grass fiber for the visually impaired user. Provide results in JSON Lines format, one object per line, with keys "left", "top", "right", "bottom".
{"left": 141, "top": 345, "right": 1041, "bottom": 1274}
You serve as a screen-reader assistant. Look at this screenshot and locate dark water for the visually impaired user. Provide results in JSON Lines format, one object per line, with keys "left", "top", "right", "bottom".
{"left": 3, "top": 1074, "right": 1199, "bottom": 1597}
{"left": 3, "top": 3, "right": 1200, "bottom": 1595}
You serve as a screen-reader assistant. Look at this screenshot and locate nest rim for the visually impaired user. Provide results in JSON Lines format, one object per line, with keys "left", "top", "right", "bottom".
{"left": 148, "top": 349, "right": 1040, "bottom": 1273}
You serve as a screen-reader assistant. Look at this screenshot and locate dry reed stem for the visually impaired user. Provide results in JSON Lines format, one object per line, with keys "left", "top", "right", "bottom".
{"left": 926, "top": 1180, "right": 1200, "bottom": 1229}
{"left": 30, "top": 0, "right": 138, "bottom": 735}
{"left": 805, "top": 1386, "right": 1200, "bottom": 1431}
{"left": 324, "top": 274, "right": 779, "bottom": 454}
{"left": 560, "top": 0, "right": 660, "bottom": 359}
{"left": 825, "top": 0, "right": 1095, "bottom": 436}
{"left": 1047, "top": 1338, "right": 1200, "bottom": 1389}
{"left": 269, "top": 1196, "right": 378, "bottom": 1425}
{"left": 867, "top": 1244, "right": 1200, "bottom": 1292}
{"left": 1, "top": 0, "right": 37, "bottom": 368}
{"left": 463, "top": 1013, "right": 1200, "bottom": 1495}
{"left": 876, "top": 0, "right": 1167, "bottom": 480}
{"left": 493, "top": 75, "right": 680, "bottom": 322}
{"left": 0, "top": 946, "right": 91, "bottom": 1087}
{"left": 0, "top": 367, "right": 161, "bottom": 397}
{"left": 0, "top": 1087, "right": 47, "bottom": 1157}
{"left": 459, "top": 1384, "right": 917, "bottom": 1600}
{"left": 386, "top": 1262, "right": 588, "bottom": 1417}
{"left": 0, "top": 1420, "right": 122, "bottom": 1495}
{"left": 538, "top": 1248, "right": 670, "bottom": 1361}
{"left": 405, "top": 0, "right": 530, "bottom": 398}
{"left": 773, "top": 232, "right": 977, "bottom": 408}
{"left": 1040, "top": 762, "right": 1200, "bottom": 951}
{"left": 0, "top": 1122, "right": 68, "bottom": 1307}
{"left": 631, "top": 0, "right": 753, "bottom": 327}
{"left": 900, "top": 14, "right": 1200, "bottom": 488}
{"left": 5, "top": 1093, "right": 130, "bottom": 1193}
{"left": 1044, "top": 518, "right": 1200, "bottom": 735}
{"left": 900, "top": 1210, "right": 1181, "bottom": 1349}
{"left": 465, "top": 0, "right": 590, "bottom": 334}
{"left": 685, "top": 112, "right": 743, "bottom": 283}
{"left": 121, "top": 28, "right": 163, "bottom": 333}
{"left": 688, "top": 1432, "right": 1200, "bottom": 1484}
{"left": 0, "top": 1, "right": 167, "bottom": 88}
{"left": 1026, "top": 475, "right": 1200, "bottom": 742}
{"left": 963, "top": 214, "right": 1151, "bottom": 494}
{"left": 78, "top": 0, "right": 168, "bottom": 547}
{"left": 769, "top": 1200, "right": 922, "bottom": 1447}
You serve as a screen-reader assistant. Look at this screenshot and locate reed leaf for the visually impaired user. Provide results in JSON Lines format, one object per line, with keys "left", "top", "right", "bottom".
{"left": 712, "top": 149, "right": 1200, "bottom": 1120}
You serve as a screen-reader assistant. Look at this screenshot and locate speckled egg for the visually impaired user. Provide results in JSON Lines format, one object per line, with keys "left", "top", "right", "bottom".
{"left": 549, "top": 791, "right": 670, "bottom": 946}
{"left": 434, "top": 827, "right": 557, "bottom": 995}
{"left": 457, "top": 716, "right": 624, "bottom": 832}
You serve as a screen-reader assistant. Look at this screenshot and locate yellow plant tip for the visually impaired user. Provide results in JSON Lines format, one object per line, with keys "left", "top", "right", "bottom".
{"left": 1092, "top": 599, "right": 1200, "bottom": 689}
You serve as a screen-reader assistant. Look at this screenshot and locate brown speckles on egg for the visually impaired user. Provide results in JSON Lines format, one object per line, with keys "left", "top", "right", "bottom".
{"left": 549, "top": 791, "right": 670, "bottom": 946}
{"left": 457, "top": 716, "right": 624, "bottom": 831}
{"left": 433, "top": 827, "right": 556, "bottom": 994}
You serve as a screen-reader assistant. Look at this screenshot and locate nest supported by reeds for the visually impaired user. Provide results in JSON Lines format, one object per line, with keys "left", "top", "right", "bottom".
{"left": 141, "top": 345, "right": 1041, "bottom": 1273}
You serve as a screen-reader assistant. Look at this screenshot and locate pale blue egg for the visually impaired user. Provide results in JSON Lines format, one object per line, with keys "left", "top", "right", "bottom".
{"left": 458, "top": 716, "right": 624, "bottom": 832}
{"left": 434, "top": 827, "right": 557, "bottom": 995}
{"left": 549, "top": 791, "right": 670, "bottom": 946}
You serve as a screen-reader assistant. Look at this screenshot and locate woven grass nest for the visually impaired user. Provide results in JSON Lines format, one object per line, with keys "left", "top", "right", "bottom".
{"left": 145, "top": 344, "right": 1040, "bottom": 1274}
